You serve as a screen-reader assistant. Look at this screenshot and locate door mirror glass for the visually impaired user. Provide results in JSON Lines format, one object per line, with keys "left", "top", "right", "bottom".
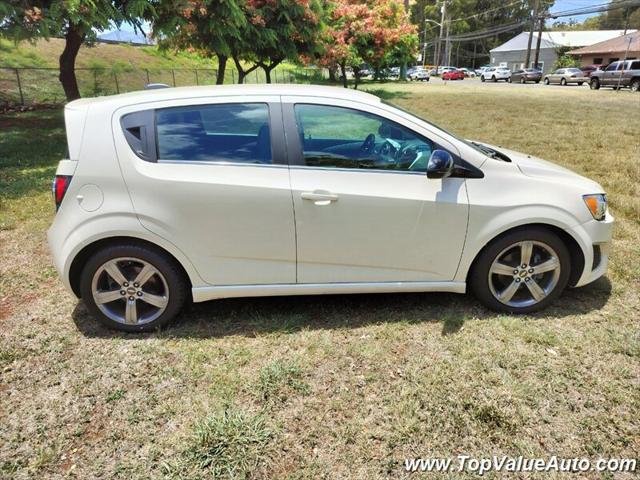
{"left": 427, "top": 150, "right": 454, "bottom": 179}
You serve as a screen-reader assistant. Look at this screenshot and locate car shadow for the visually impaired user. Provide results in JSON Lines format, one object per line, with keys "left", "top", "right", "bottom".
{"left": 72, "top": 276, "right": 612, "bottom": 340}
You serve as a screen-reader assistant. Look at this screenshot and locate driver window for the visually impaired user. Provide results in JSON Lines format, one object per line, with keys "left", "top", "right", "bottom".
{"left": 294, "top": 104, "right": 434, "bottom": 172}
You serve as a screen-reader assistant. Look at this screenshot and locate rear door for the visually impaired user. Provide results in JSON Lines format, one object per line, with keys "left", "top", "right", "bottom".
{"left": 282, "top": 97, "right": 469, "bottom": 284}
{"left": 112, "top": 96, "right": 296, "bottom": 286}
{"left": 602, "top": 62, "right": 620, "bottom": 86}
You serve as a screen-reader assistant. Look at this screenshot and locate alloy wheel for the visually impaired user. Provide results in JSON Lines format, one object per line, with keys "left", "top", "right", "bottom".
{"left": 91, "top": 257, "right": 169, "bottom": 325}
{"left": 487, "top": 241, "right": 561, "bottom": 308}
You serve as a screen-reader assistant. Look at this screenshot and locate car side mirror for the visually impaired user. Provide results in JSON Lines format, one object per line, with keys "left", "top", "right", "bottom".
{"left": 427, "top": 150, "right": 454, "bottom": 179}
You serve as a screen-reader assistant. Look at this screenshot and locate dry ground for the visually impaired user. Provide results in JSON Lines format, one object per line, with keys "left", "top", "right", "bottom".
{"left": 0, "top": 82, "right": 639, "bottom": 479}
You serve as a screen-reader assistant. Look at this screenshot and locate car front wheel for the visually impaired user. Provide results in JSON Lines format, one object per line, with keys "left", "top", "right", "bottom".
{"left": 544, "top": 77, "right": 550, "bottom": 85}
{"left": 492, "top": 76, "right": 497, "bottom": 82}
{"left": 590, "top": 78, "right": 600, "bottom": 89}
{"left": 470, "top": 228, "right": 570, "bottom": 314}
{"left": 481, "top": 76, "right": 485, "bottom": 82}
{"left": 80, "top": 244, "right": 187, "bottom": 332}
{"left": 631, "top": 79, "right": 640, "bottom": 92}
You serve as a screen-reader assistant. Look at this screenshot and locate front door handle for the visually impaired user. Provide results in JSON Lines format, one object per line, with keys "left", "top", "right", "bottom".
{"left": 301, "top": 191, "right": 339, "bottom": 205}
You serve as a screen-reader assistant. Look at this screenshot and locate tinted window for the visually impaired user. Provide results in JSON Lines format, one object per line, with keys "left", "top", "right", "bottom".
{"left": 606, "top": 62, "right": 619, "bottom": 71}
{"left": 156, "top": 103, "right": 272, "bottom": 164}
{"left": 294, "top": 104, "right": 434, "bottom": 172}
{"left": 555, "top": 69, "right": 564, "bottom": 74}
{"left": 631, "top": 61, "right": 640, "bottom": 70}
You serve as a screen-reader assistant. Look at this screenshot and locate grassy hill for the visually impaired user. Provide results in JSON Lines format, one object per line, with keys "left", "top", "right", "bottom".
{"left": 0, "top": 38, "right": 307, "bottom": 104}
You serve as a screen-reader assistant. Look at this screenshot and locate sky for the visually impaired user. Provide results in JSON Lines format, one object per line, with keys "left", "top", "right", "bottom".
{"left": 548, "top": 0, "right": 602, "bottom": 23}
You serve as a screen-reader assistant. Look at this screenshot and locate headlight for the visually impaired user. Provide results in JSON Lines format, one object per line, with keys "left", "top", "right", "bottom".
{"left": 583, "top": 194, "right": 607, "bottom": 221}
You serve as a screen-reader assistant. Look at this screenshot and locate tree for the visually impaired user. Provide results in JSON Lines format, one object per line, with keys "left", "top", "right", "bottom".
{"left": 243, "top": 0, "right": 324, "bottom": 83}
{"left": 317, "top": 0, "right": 417, "bottom": 89}
{"left": 151, "top": 0, "right": 246, "bottom": 85}
{"left": 0, "top": 0, "right": 153, "bottom": 101}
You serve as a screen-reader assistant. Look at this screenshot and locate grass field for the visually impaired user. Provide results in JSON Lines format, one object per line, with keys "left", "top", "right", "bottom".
{"left": 1, "top": 82, "right": 639, "bottom": 479}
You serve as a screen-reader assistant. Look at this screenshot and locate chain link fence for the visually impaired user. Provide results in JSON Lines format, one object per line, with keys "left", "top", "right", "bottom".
{"left": 0, "top": 66, "right": 328, "bottom": 106}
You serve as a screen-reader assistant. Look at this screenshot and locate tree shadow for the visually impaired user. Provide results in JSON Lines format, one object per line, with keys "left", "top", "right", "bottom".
{"left": 72, "top": 276, "right": 612, "bottom": 340}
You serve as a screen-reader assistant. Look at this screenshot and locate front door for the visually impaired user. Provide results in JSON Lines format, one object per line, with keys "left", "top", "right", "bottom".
{"left": 113, "top": 96, "right": 296, "bottom": 286}
{"left": 282, "top": 99, "right": 469, "bottom": 284}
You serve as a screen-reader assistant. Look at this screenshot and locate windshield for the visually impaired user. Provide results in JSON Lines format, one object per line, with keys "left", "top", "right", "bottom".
{"left": 383, "top": 100, "right": 504, "bottom": 159}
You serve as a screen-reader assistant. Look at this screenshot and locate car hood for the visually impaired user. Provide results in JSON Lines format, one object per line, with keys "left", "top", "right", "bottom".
{"left": 475, "top": 142, "right": 605, "bottom": 193}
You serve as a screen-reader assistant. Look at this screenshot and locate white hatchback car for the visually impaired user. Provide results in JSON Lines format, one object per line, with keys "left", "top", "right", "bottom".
{"left": 481, "top": 67, "right": 511, "bottom": 82}
{"left": 48, "top": 85, "right": 613, "bottom": 332}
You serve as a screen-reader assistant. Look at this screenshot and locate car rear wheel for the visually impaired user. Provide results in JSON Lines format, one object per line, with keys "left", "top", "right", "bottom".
{"left": 470, "top": 228, "right": 570, "bottom": 314}
{"left": 520, "top": 77, "right": 525, "bottom": 84}
{"left": 631, "top": 79, "right": 640, "bottom": 92}
{"left": 481, "top": 76, "right": 485, "bottom": 82}
{"left": 590, "top": 78, "right": 600, "bottom": 90}
{"left": 560, "top": 78, "right": 567, "bottom": 86}
{"left": 80, "top": 244, "right": 187, "bottom": 332}
{"left": 508, "top": 77, "right": 512, "bottom": 83}
{"left": 544, "top": 77, "right": 550, "bottom": 85}
{"left": 492, "top": 76, "right": 497, "bottom": 82}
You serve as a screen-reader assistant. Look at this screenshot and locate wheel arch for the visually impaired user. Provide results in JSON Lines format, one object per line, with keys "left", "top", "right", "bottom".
{"left": 465, "top": 223, "right": 585, "bottom": 287}
{"left": 69, "top": 236, "right": 193, "bottom": 298}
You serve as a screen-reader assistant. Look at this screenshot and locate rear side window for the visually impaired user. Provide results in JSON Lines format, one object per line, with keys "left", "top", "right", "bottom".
{"left": 630, "top": 60, "right": 640, "bottom": 70}
{"left": 156, "top": 103, "right": 272, "bottom": 164}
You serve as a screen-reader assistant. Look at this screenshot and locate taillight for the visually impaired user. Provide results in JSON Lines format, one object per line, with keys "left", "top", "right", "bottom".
{"left": 52, "top": 175, "right": 72, "bottom": 210}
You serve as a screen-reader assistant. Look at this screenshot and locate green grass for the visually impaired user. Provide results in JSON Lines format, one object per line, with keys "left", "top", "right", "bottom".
{"left": 0, "top": 82, "right": 638, "bottom": 479}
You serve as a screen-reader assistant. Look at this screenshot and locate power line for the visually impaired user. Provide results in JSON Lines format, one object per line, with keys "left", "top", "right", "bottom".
{"left": 545, "top": 0, "right": 640, "bottom": 18}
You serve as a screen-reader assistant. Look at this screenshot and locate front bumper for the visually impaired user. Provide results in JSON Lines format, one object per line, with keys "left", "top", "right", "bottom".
{"left": 567, "top": 212, "right": 614, "bottom": 287}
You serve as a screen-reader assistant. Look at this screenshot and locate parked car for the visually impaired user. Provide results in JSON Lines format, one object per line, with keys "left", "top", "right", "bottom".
{"left": 480, "top": 67, "right": 511, "bottom": 82}
{"left": 589, "top": 59, "right": 640, "bottom": 91}
{"left": 543, "top": 68, "right": 588, "bottom": 86}
{"left": 442, "top": 69, "right": 465, "bottom": 80}
{"left": 475, "top": 65, "right": 491, "bottom": 76}
{"left": 458, "top": 68, "right": 476, "bottom": 78}
{"left": 510, "top": 68, "right": 542, "bottom": 84}
{"left": 580, "top": 64, "right": 604, "bottom": 78}
{"left": 48, "top": 85, "right": 613, "bottom": 331}
{"left": 411, "top": 70, "right": 430, "bottom": 82}
{"left": 434, "top": 66, "right": 456, "bottom": 75}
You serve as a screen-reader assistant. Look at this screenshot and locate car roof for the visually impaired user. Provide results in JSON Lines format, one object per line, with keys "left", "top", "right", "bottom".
{"left": 66, "top": 84, "right": 382, "bottom": 110}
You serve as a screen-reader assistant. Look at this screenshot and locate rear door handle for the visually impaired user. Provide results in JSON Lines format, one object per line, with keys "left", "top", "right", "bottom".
{"left": 301, "top": 191, "right": 339, "bottom": 205}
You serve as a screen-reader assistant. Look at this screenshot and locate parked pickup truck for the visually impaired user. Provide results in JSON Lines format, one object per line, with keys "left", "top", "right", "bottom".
{"left": 589, "top": 59, "right": 640, "bottom": 91}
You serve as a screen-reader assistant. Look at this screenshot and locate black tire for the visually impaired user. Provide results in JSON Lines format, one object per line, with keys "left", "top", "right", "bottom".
{"left": 520, "top": 77, "right": 525, "bottom": 84}
{"left": 631, "top": 78, "right": 640, "bottom": 92}
{"left": 492, "top": 75, "right": 497, "bottom": 82}
{"left": 80, "top": 243, "right": 187, "bottom": 332}
{"left": 481, "top": 76, "right": 485, "bottom": 82}
{"left": 508, "top": 77, "right": 512, "bottom": 83}
{"left": 590, "top": 78, "right": 600, "bottom": 90}
{"left": 560, "top": 78, "right": 567, "bottom": 86}
{"left": 544, "top": 77, "right": 550, "bottom": 85}
{"left": 535, "top": 80, "right": 540, "bottom": 84}
{"left": 469, "top": 227, "right": 571, "bottom": 314}
{"left": 578, "top": 82, "right": 584, "bottom": 86}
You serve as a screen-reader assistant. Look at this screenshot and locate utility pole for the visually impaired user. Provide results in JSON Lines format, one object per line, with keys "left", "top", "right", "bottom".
{"left": 524, "top": 0, "right": 539, "bottom": 69}
{"left": 436, "top": 0, "right": 446, "bottom": 72}
{"left": 533, "top": 13, "right": 544, "bottom": 70}
{"left": 445, "top": 16, "right": 451, "bottom": 66}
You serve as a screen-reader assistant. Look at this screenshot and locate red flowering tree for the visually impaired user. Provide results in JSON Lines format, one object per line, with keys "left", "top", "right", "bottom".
{"left": 240, "top": 0, "right": 324, "bottom": 83}
{"left": 152, "top": 0, "right": 246, "bottom": 85}
{"left": 316, "top": 0, "right": 417, "bottom": 88}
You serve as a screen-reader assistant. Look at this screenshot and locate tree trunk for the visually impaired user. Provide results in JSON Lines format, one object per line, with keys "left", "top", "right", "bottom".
{"left": 328, "top": 67, "right": 337, "bottom": 83}
{"left": 216, "top": 55, "right": 227, "bottom": 84}
{"left": 339, "top": 62, "right": 348, "bottom": 88}
{"left": 352, "top": 67, "right": 361, "bottom": 89}
{"left": 59, "top": 23, "right": 84, "bottom": 101}
{"left": 232, "top": 56, "right": 259, "bottom": 84}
